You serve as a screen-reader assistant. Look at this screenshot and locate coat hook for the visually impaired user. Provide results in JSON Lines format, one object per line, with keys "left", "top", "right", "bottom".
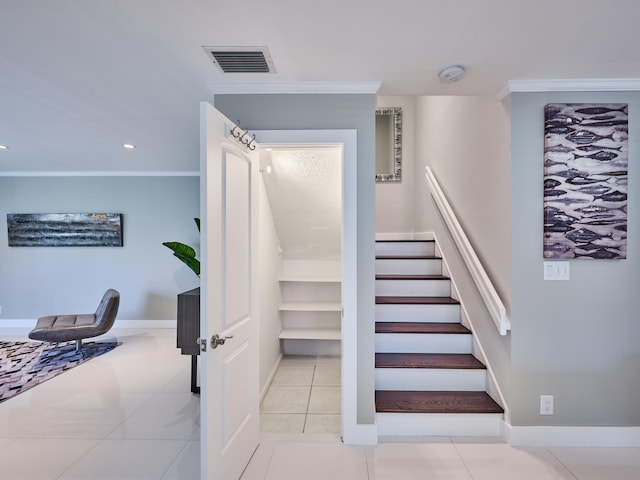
{"left": 230, "top": 120, "right": 241, "bottom": 138}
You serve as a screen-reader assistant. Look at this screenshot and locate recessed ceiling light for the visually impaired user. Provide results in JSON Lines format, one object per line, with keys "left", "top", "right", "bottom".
{"left": 122, "top": 143, "right": 136, "bottom": 149}
{"left": 0, "top": 145, "right": 8, "bottom": 150}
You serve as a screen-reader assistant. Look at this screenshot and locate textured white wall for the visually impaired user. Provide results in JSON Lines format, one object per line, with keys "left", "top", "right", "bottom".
{"left": 257, "top": 177, "right": 284, "bottom": 392}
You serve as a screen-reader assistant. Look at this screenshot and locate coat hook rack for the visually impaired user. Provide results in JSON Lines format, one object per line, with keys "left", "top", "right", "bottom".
{"left": 230, "top": 120, "right": 256, "bottom": 151}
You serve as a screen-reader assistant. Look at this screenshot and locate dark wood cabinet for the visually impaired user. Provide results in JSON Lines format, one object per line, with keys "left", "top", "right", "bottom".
{"left": 176, "top": 287, "right": 200, "bottom": 393}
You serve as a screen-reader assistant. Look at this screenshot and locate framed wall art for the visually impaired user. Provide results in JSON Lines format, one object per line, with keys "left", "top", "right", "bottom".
{"left": 544, "top": 103, "right": 628, "bottom": 259}
{"left": 7, "top": 213, "right": 123, "bottom": 247}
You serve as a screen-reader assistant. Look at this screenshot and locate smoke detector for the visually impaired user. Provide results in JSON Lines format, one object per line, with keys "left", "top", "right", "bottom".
{"left": 203, "top": 46, "right": 276, "bottom": 73}
{"left": 439, "top": 65, "right": 466, "bottom": 83}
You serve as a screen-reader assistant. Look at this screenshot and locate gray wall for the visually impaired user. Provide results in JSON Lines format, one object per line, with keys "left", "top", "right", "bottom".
{"left": 0, "top": 176, "right": 200, "bottom": 321}
{"left": 511, "top": 91, "right": 640, "bottom": 426}
{"left": 215, "top": 94, "right": 377, "bottom": 424}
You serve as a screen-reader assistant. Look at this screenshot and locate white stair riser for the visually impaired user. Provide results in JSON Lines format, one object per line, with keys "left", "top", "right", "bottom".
{"left": 375, "top": 333, "right": 472, "bottom": 354}
{"left": 375, "top": 368, "right": 486, "bottom": 391}
{"left": 376, "top": 259, "right": 442, "bottom": 275}
{"left": 375, "top": 279, "right": 450, "bottom": 297}
{"left": 376, "top": 241, "right": 435, "bottom": 257}
{"left": 375, "top": 304, "right": 460, "bottom": 323}
{"left": 377, "top": 412, "right": 503, "bottom": 437}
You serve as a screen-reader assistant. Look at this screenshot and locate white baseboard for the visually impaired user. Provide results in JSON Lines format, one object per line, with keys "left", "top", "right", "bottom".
{"left": 261, "top": 353, "right": 283, "bottom": 403}
{"left": 506, "top": 424, "right": 640, "bottom": 447}
{"left": 342, "top": 422, "right": 378, "bottom": 445}
{"left": 0, "top": 319, "right": 177, "bottom": 329}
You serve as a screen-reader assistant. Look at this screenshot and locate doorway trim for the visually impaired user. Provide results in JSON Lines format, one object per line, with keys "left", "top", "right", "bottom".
{"left": 253, "top": 129, "right": 364, "bottom": 442}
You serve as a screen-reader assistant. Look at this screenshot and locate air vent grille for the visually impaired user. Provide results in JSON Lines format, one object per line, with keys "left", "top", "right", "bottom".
{"left": 204, "top": 47, "right": 275, "bottom": 73}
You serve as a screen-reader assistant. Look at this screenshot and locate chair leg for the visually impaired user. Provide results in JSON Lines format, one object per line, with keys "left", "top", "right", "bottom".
{"left": 75, "top": 339, "right": 83, "bottom": 353}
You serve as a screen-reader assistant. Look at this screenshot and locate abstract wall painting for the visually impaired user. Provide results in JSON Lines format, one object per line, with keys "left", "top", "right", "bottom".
{"left": 7, "top": 213, "right": 123, "bottom": 247}
{"left": 544, "top": 103, "right": 628, "bottom": 259}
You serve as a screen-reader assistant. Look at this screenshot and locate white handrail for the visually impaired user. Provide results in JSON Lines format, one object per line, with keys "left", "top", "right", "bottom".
{"left": 425, "top": 167, "right": 510, "bottom": 335}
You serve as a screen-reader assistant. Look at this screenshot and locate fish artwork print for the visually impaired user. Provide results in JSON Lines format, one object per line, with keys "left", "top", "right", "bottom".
{"left": 543, "top": 103, "right": 628, "bottom": 259}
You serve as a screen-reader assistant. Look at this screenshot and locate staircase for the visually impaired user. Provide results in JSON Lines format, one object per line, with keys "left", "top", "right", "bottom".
{"left": 375, "top": 239, "right": 504, "bottom": 437}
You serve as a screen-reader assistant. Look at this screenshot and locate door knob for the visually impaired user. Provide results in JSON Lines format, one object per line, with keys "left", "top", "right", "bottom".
{"left": 210, "top": 334, "right": 233, "bottom": 349}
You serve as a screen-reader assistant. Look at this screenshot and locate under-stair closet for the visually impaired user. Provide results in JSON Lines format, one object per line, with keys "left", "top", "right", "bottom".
{"left": 374, "top": 239, "right": 504, "bottom": 437}
{"left": 258, "top": 144, "right": 343, "bottom": 434}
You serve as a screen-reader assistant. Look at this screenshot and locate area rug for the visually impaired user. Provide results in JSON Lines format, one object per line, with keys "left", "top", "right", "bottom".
{"left": 0, "top": 340, "right": 119, "bottom": 403}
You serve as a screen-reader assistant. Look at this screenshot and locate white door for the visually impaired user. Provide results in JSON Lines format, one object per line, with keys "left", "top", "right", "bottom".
{"left": 200, "top": 102, "right": 260, "bottom": 480}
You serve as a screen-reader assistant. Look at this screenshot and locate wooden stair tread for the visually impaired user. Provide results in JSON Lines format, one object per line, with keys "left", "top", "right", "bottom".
{"left": 376, "top": 255, "right": 440, "bottom": 260}
{"left": 375, "top": 353, "right": 485, "bottom": 369}
{"left": 376, "top": 240, "right": 435, "bottom": 243}
{"left": 375, "top": 390, "right": 504, "bottom": 414}
{"left": 376, "top": 296, "right": 459, "bottom": 305}
{"left": 375, "top": 322, "right": 470, "bottom": 334}
{"left": 376, "top": 274, "right": 449, "bottom": 280}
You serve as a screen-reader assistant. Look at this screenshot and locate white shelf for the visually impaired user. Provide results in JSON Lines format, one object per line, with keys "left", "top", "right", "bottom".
{"left": 279, "top": 302, "right": 342, "bottom": 312}
{"left": 279, "top": 276, "right": 342, "bottom": 283}
{"left": 279, "top": 328, "right": 341, "bottom": 341}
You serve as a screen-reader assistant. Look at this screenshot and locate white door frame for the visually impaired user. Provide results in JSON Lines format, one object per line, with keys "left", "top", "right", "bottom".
{"left": 253, "top": 129, "right": 368, "bottom": 443}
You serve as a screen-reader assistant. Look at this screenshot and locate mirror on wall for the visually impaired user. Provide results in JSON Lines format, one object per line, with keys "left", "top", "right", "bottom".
{"left": 375, "top": 107, "right": 402, "bottom": 183}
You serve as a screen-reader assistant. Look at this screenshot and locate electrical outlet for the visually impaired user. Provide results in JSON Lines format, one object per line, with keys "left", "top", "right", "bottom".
{"left": 540, "top": 395, "right": 554, "bottom": 415}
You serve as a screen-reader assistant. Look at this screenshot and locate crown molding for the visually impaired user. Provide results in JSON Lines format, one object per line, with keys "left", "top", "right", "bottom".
{"left": 496, "top": 78, "right": 640, "bottom": 99}
{"left": 208, "top": 81, "right": 382, "bottom": 95}
{"left": 0, "top": 171, "right": 200, "bottom": 177}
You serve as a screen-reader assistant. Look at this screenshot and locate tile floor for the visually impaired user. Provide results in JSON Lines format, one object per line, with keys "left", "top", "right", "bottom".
{"left": 0, "top": 328, "right": 639, "bottom": 480}
{"left": 260, "top": 355, "right": 341, "bottom": 435}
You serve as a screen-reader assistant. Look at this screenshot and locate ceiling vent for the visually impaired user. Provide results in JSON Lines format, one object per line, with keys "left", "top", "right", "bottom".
{"left": 203, "top": 46, "right": 275, "bottom": 73}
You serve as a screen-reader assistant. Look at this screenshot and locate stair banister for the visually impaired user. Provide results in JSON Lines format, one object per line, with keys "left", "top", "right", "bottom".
{"left": 425, "top": 167, "right": 510, "bottom": 335}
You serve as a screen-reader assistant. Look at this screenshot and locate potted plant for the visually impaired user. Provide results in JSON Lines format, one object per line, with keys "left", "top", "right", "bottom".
{"left": 163, "top": 217, "right": 201, "bottom": 393}
{"left": 163, "top": 218, "right": 200, "bottom": 277}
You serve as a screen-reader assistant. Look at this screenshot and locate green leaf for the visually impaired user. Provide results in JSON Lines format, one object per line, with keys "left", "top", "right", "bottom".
{"left": 194, "top": 218, "right": 200, "bottom": 232}
{"left": 163, "top": 241, "right": 200, "bottom": 277}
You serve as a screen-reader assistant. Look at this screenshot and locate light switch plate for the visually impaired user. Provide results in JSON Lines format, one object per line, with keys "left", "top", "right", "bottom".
{"left": 544, "top": 261, "right": 570, "bottom": 281}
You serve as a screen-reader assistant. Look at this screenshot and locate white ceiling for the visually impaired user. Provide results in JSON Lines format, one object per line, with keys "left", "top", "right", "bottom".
{"left": 2, "top": 1, "right": 640, "bottom": 174}
{"left": 260, "top": 147, "right": 342, "bottom": 260}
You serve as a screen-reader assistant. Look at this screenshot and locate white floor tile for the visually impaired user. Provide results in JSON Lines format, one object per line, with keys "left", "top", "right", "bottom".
{"left": 4, "top": 330, "right": 640, "bottom": 480}
{"left": 455, "top": 443, "right": 577, "bottom": 480}
{"left": 265, "top": 442, "right": 368, "bottom": 480}
{"left": 272, "top": 366, "right": 315, "bottom": 386}
{"left": 159, "top": 367, "right": 196, "bottom": 393}
{"left": 160, "top": 440, "right": 200, "bottom": 480}
{"left": 315, "top": 355, "right": 341, "bottom": 366}
{"left": 261, "top": 386, "right": 311, "bottom": 414}
{"left": 279, "top": 355, "right": 317, "bottom": 367}
{"left": 261, "top": 413, "right": 306, "bottom": 433}
{"left": 549, "top": 447, "right": 640, "bottom": 480}
{"left": 57, "top": 439, "right": 187, "bottom": 480}
{"left": 368, "top": 443, "right": 472, "bottom": 479}
{"left": 304, "top": 414, "right": 341, "bottom": 433}
{"left": 308, "top": 386, "right": 341, "bottom": 414}
{"left": 313, "top": 365, "right": 341, "bottom": 385}
{"left": 0, "top": 438, "right": 99, "bottom": 480}
{"left": 25, "top": 392, "right": 153, "bottom": 439}
{"left": 107, "top": 392, "right": 200, "bottom": 440}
